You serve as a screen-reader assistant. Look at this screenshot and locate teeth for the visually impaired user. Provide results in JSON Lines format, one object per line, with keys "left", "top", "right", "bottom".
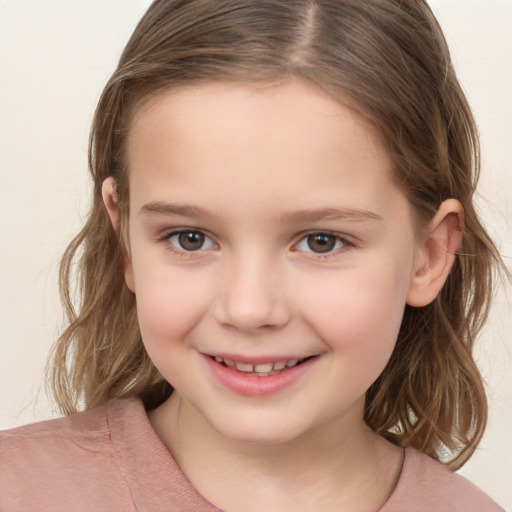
{"left": 254, "top": 363, "right": 273, "bottom": 373}
{"left": 212, "top": 356, "right": 308, "bottom": 373}
{"left": 236, "top": 362, "right": 254, "bottom": 372}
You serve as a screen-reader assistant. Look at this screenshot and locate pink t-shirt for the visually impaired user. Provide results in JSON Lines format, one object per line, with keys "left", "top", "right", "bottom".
{"left": 0, "top": 398, "right": 504, "bottom": 511}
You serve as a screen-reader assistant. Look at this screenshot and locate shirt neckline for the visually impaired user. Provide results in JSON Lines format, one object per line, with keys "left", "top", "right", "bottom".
{"left": 107, "top": 397, "right": 414, "bottom": 512}
{"left": 107, "top": 397, "right": 222, "bottom": 511}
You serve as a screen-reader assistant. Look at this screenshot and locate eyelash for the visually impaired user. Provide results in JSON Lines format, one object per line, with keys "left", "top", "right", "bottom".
{"left": 160, "top": 229, "right": 354, "bottom": 260}
{"left": 294, "top": 232, "right": 353, "bottom": 259}
{"left": 161, "top": 229, "right": 217, "bottom": 258}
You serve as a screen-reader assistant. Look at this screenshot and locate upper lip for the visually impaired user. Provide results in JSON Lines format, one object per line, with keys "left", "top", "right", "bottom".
{"left": 202, "top": 352, "right": 318, "bottom": 365}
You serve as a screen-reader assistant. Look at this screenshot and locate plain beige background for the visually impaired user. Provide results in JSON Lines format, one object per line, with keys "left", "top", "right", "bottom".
{"left": 0, "top": 0, "right": 511, "bottom": 509}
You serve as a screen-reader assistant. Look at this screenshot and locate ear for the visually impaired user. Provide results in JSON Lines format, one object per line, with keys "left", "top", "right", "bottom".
{"left": 406, "top": 199, "right": 463, "bottom": 307}
{"left": 102, "top": 177, "right": 135, "bottom": 293}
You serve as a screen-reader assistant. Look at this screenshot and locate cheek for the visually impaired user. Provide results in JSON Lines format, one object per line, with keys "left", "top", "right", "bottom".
{"left": 298, "top": 263, "right": 410, "bottom": 357}
{"left": 133, "top": 265, "right": 211, "bottom": 347}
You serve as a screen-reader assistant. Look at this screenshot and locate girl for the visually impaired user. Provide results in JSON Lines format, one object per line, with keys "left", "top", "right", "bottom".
{"left": 1, "top": 1, "right": 508, "bottom": 511}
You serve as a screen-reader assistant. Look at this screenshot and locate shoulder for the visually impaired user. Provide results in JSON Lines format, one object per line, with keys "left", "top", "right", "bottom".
{"left": 0, "top": 398, "right": 141, "bottom": 512}
{"left": 1, "top": 399, "right": 113, "bottom": 459}
{"left": 381, "top": 448, "right": 505, "bottom": 512}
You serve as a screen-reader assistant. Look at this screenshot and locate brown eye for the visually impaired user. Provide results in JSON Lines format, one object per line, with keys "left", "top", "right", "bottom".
{"left": 177, "top": 231, "right": 205, "bottom": 251}
{"left": 306, "top": 234, "right": 337, "bottom": 253}
{"left": 166, "top": 230, "right": 216, "bottom": 254}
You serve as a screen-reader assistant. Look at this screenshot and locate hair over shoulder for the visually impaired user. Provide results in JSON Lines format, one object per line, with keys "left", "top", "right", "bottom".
{"left": 48, "top": 0, "right": 506, "bottom": 470}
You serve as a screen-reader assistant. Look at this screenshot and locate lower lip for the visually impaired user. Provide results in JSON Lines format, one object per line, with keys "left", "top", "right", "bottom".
{"left": 204, "top": 356, "right": 317, "bottom": 396}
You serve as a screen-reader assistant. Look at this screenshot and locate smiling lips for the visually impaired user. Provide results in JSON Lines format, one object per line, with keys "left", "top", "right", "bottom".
{"left": 206, "top": 354, "right": 317, "bottom": 396}
{"left": 205, "top": 354, "right": 317, "bottom": 395}
{"left": 212, "top": 356, "right": 308, "bottom": 376}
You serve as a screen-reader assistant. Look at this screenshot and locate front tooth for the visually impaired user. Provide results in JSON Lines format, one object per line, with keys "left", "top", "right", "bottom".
{"left": 224, "top": 358, "right": 235, "bottom": 367}
{"left": 273, "top": 361, "right": 286, "bottom": 370}
{"left": 236, "top": 362, "right": 254, "bottom": 372}
{"left": 254, "top": 363, "right": 273, "bottom": 373}
{"left": 286, "top": 359, "right": 298, "bottom": 367}
{"left": 215, "top": 356, "right": 224, "bottom": 363}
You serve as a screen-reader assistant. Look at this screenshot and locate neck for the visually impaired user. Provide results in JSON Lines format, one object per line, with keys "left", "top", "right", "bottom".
{"left": 149, "top": 392, "right": 403, "bottom": 512}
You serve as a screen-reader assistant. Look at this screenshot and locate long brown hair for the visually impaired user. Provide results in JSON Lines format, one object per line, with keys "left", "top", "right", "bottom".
{"left": 48, "top": 0, "right": 505, "bottom": 469}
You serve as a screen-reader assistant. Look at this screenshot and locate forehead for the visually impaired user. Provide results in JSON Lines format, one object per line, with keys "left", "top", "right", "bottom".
{"left": 124, "top": 80, "right": 405, "bottom": 223}
{"left": 127, "top": 79, "right": 384, "bottom": 161}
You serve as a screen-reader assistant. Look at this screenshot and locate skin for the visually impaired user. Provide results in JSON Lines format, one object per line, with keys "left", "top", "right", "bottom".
{"left": 103, "top": 79, "right": 462, "bottom": 512}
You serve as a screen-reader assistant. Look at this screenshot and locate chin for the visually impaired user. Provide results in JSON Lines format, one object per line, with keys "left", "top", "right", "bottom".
{"left": 209, "top": 414, "right": 311, "bottom": 446}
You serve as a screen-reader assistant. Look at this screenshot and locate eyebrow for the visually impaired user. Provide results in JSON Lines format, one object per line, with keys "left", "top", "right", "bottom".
{"left": 140, "top": 202, "right": 215, "bottom": 219}
{"left": 140, "top": 201, "right": 383, "bottom": 224}
{"left": 279, "top": 207, "right": 383, "bottom": 224}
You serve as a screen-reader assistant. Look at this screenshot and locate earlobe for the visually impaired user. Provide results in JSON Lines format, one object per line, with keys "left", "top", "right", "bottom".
{"left": 406, "top": 199, "right": 463, "bottom": 307}
{"left": 101, "top": 177, "right": 136, "bottom": 293}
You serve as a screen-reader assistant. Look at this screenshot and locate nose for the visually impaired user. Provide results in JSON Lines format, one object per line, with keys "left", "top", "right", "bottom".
{"left": 213, "top": 253, "right": 291, "bottom": 332}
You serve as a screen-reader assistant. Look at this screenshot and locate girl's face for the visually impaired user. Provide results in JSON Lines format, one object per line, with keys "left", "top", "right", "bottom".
{"left": 120, "top": 80, "right": 423, "bottom": 444}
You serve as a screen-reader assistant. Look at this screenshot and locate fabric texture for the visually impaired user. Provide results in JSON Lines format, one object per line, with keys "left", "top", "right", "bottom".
{"left": 0, "top": 397, "right": 504, "bottom": 512}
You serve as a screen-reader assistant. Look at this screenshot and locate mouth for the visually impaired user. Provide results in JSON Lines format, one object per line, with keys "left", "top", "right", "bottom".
{"left": 204, "top": 353, "right": 320, "bottom": 396}
{"left": 208, "top": 355, "right": 316, "bottom": 377}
